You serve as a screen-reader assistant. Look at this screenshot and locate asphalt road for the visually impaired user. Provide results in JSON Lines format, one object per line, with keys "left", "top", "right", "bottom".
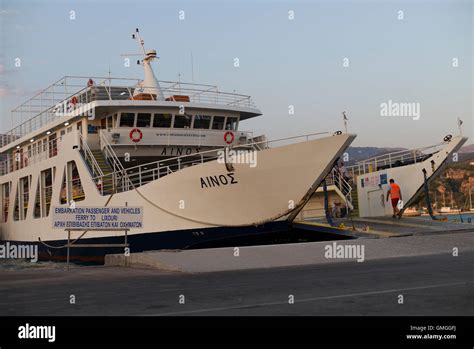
{"left": 0, "top": 251, "right": 473, "bottom": 316}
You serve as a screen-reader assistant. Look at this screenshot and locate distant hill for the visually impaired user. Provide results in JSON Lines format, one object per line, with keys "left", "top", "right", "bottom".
{"left": 455, "top": 144, "right": 474, "bottom": 163}
{"left": 459, "top": 144, "right": 474, "bottom": 153}
{"left": 345, "top": 143, "right": 474, "bottom": 165}
{"left": 344, "top": 147, "right": 407, "bottom": 165}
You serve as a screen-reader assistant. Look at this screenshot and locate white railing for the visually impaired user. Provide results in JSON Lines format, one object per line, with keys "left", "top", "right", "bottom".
{"left": 347, "top": 142, "right": 445, "bottom": 177}
{"left": 78, "top": 133, "right": 103, "bottom": 178}
{"left": 324, "top": 168, "right": 353, "bottom": 209}
{"left": 326, "top": 169, "right": 352, "bottom": 198}
{"left": 97, "top": 131, "right": 133, "bottom": 195}
{"left": 100, "top": 131, "right": 127, "bottom": 173}
{"left": 0, "top": 136, "right": 61, "bottom": 176}
{"left": 3, "top": 76, "right": 258, "bottom": 148}
{"left": 92, "top": 131, "right": 330, "bottom": 195}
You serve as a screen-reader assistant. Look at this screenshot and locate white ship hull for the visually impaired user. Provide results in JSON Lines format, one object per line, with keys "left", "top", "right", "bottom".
{"left": 0, "top": 132, "right": 355, "bottom": 261}
{"left": 355, "top": 135, "right": 467, "bottom": 218}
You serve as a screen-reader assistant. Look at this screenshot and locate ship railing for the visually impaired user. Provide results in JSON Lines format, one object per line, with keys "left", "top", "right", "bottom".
{"left": 324, "top": 168, "right": 354, "bottom": 213}
{"left": 346, "top": 142, "right": 445, "bottom": 178}
{"left": 4, "top": 76, "right": 257, "bottom": 148}
{"left": 6, "top": 80, "right": 92, "bottom": 147}
{"left": 78, "top": 133, "right": 103, "bottom": 178}
{"left": 0, "top": 136, "right": 61, "bottom": 176}
{"left": 82, "top": 83, "right": 256, "bottom": 107}
{"left": 98, "top": 131, "right": 133, "bottom": 195}
{"left": 247, "top": 135, "right": 269, "bottom": 151}
{"left": 92, "top": 131, "right": 330, "bottom": 194}
{"left": 326, "top": 168, "right": 353, "bottom": 202}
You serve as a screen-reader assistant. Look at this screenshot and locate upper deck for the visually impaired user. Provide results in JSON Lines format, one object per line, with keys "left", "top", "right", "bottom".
{"left": 2, "top": 76, "right": 260, "bottom": 151}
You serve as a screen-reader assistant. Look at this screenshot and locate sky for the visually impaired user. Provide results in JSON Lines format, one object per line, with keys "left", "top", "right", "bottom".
{"left": 0, "top": 0, "right": 472, "bottom": 148}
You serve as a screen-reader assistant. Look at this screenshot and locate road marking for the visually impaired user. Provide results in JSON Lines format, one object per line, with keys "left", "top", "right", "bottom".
{"left": 149, "top": 280, "right": 472, "bottom": 316}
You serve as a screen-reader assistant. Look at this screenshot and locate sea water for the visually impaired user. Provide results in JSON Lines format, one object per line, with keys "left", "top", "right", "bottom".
{"left": 418, "top": 212, "right": 474, "bottom": 223}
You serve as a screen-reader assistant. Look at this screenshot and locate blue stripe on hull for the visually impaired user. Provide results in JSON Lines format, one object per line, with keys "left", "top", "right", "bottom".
{"left": 3, "top": 221, "right": 291, "bottom": 263}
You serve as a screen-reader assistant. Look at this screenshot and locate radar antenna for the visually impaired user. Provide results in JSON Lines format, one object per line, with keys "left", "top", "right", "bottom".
{"left": 121, "top": 28, "right": 165, "bottom": 100}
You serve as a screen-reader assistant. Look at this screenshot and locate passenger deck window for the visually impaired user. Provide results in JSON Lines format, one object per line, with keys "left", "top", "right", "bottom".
{"left": 212, "top": 116, "right": 225, "bottom": 130}
{"left": 136, "top": 113, "right": 151, "bottom": 128}
{"left": 33, "top": 178, "right": 41, "bottom": 219}
{"left": 119, "top": 113, "right": 135, "bottom": 127}
{"left": 14, "top": 176, "right": 30, "bottom": 221}
{"left": 70, "top": 161, "right": 85, "bottom": 202}
{"left": 225, "top": 117, "right": 238, "bottom": 131}
{"left": 41, "top": 167, "right": 54, "bottom": 217}
{"left": 193, "top": 115, "right": 212, "bottom": 129}
{"left": 173, "top": 114, "right": 192, "bottom": 128}
{"left": 1, "top": 182, "right": 11, "bottom": 223}
{"left": 153, "top": 114, "right": 172, "bottom": 128}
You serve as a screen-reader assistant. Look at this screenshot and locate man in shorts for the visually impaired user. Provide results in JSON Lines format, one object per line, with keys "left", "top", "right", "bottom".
{"left": 386, "top": 179, "right": 402, "bottom": 218}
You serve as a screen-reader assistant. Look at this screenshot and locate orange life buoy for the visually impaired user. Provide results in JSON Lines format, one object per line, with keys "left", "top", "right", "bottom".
{"left": 224, "top": 131, "right": 234, "bottom": 144}
{"left": 130, "top": 128, "right": 143, "bottom": 143}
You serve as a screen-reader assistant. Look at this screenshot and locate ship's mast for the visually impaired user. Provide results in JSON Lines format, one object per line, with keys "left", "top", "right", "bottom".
{"left": 131, "top": 28, "right": 165, "bottom": 100}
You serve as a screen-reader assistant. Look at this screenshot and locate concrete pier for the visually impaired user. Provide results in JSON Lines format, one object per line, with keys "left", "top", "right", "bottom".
{"left": 105, "top": 230, "right": 474, "bottom": 272}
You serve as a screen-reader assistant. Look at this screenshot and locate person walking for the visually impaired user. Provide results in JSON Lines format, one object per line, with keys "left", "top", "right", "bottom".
{"left": 386, "top": 179, "right": 402, "bottom": 218}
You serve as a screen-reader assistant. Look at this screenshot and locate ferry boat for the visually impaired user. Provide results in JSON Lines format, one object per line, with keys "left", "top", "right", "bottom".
{"left": 346, "top": 134, "right": 467, "bottom": 218}
{"left": 296, "top": 133, "right": 467, "bottom": 220}
{"left": 0, "top": 30, "right": 356, "bottom": 262}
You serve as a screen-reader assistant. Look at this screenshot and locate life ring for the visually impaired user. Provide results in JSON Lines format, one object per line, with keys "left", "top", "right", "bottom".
{"left": 129, "top": 128, "right": 143, "bottom": 143}
{"left": 224, "top": 131, "right": 234, "bottom": 144}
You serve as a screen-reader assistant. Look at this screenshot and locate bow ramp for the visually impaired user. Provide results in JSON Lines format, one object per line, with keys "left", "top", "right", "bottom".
{"left": 351, "top": 135, "right": 467, "bottom": 218}
{"left": 296, "top": 135, "right": 467, "bottom": 221}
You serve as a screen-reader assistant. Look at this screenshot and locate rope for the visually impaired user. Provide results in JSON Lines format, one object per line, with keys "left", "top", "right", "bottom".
{"left": 38, "top": 230, "right": 87, "bottom": 249}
